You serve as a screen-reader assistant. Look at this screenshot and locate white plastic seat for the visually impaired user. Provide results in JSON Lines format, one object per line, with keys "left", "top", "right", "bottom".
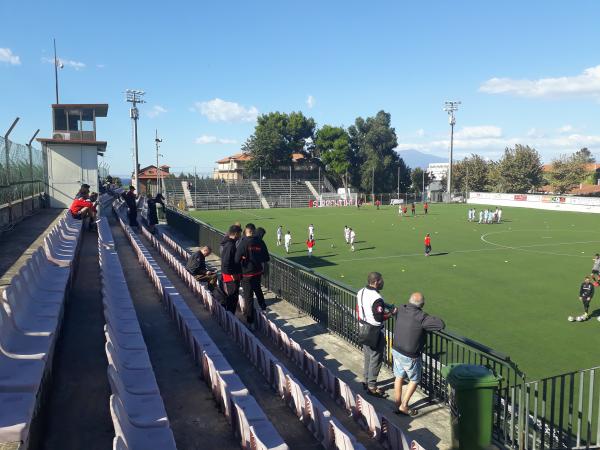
{"left": 110, "top": 395, "right": 176, "bottom": 450}
{"left": 107, "top": 366, "right": 169, "bottom": 428}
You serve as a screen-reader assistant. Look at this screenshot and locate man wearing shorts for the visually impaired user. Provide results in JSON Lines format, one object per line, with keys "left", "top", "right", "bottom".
{"left": 579, "top": 276, "right": 595, "bottom": 320}
{"left": 591, "top": 254, "right": 600, "bottom": 284}
{"left": 392, "top": 292, "right": 444, "bottom": 416}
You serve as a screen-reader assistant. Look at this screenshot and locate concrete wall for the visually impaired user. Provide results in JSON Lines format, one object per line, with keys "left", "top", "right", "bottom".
{"left": 45, "top": 143, "right": 98, "bottom": 208}
{"left": 468, "top": 191, "right": 600, "bottom": 213}
{"left": 0, "top": 195, "right": 44, "bottom": 232}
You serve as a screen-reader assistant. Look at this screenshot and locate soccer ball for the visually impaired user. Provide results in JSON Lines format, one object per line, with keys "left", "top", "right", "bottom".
{"left": 568, "top": 316, "right": 575, "bottom": 322}
{"left": 331, "top": 243, "right": 335, "bottom": 248}
{"left": 597, "top": 316, "right": 600, "bottom": 322}
{"left": 576, "top": 316, "right": 584, "bottom": 322}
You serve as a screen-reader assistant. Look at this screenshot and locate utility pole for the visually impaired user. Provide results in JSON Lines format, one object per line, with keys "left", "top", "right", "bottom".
{"left": 397, "top": 166, "right": 400, "bottom": 200}
{"left": 444, "top": 101, "right": 460, "bottom": 202}
{"left": 155, "top": 129, "right": 163, "bottom": 196}
{"left": 125, "top": 90, "right": 145, "bottom": 192}
{"left": 371, "top": 166, "right": 375, "bottom": 203}
{"left": 53, "top": 39, "right": 62, "bottom": 104}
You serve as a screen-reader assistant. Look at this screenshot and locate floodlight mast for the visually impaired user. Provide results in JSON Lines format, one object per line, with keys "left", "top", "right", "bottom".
{"left": 155, "top": 129, "right": 163, "bottom": 196}
{"left": 125, "top": 90, "right": 146, "bottom": 192}
{"left": 443, "top": 101, "right": 461, "bottom": 201}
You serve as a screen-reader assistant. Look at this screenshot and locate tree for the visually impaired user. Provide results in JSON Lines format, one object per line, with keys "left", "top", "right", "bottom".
{"left": 243, "top": 111, "right": 316, "bottom": 175}
{"left": 548, "top": 153, "right": 588, "bottom": 194}
{"left": 452, "top": 154, "right": 491, "bottom": 193}
{"left": 573, "top": 147, "right": 595, "bottom": 164}
{"left": 315, "top": 125, "right": 352, "bottom": 189}
{"left": 410, "top": 168, "right": 430, "bottom": 193}
{"left": 348, "top": 110, "right": 410, "bottom": 194}
{"left": 490, "top": 145, "right": 543, "bottom": 193}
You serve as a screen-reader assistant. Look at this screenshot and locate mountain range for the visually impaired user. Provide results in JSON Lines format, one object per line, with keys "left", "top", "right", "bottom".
{"left": 397, "top": 149, "right": 446, "bottom": 169}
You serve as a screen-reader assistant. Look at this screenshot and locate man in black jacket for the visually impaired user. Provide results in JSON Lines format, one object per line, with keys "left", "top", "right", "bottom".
{"left": 392, "top": 292, "right": 444, "bottom": 416}
{"left": 220, "top": 225, "right": 242, "bottom": 313}
{"left": 234, "top": 223, "right": 270, "bottom": 328}
{"left": 186, "top": 246, "right": 217, "bottom": 288}
{"left": 579, "top": 276, "right": 595, "bottom": 320}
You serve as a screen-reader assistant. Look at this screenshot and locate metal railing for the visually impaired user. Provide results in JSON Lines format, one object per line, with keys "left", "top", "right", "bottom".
{"left": 165, "top": 206, "right": 600, "bottom": 450}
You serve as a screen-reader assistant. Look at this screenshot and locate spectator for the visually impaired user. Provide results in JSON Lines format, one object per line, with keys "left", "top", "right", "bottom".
{"left": 356, "top": 272, "right": 397, "bottom": 398}
{"left": 235, "top": 223, "right": 270, "bottom": 329}
{"left": 121, "top": 186, "right": 138, "bottom": 228}
{"left": 392, "top": 292, "right": 444, "bottom": 416}
{"left": 75, "top": 183, "right": 90, "bottom": 199}
{"left": 220, "top": 225, "right": 243, "bottom": 313}
{"left": 146, "top": 193, "right": 165, "bottom": 233}
{"left": 185, "top": 246, "right": 217, "bottom": 288}
{"left": 69, "top": 193, "right": 97, "bottom": 230}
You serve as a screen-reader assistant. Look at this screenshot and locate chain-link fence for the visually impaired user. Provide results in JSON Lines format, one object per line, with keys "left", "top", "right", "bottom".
{"left": 0, "top": 136, "right": 46, "bottom": 231}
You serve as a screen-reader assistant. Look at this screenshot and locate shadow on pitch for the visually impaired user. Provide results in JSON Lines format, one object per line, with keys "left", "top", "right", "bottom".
{"left": 288, "top": 255, "right": 338, "bottom": 267}
{"left": 428, "top": 252, "right": 449, "bottom": 257}
{"left": 354, "top": 246, "right": 376, "bottom": 252}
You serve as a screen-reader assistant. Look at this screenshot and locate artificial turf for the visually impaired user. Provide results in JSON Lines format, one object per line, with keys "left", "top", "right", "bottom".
{"left": 189, "top": 204, "right": 600, "bottom": 380}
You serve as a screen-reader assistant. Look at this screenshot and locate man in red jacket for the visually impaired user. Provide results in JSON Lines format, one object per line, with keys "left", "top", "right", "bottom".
{"left": 69, "top": 193, "right": 97, "bottom": 229}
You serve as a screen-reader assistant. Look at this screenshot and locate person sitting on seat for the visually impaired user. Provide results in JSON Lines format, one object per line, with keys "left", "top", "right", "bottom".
{"left": 69, "top": 193, "right": 97, "bottom": 230}
{"left": 185, "top": 245, "right": 217, "bottom": 288}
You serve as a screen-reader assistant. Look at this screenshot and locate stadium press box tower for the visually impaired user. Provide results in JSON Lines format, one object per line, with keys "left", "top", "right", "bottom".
{"left": 37, "top": 104, "right": 108, "bottom": 208}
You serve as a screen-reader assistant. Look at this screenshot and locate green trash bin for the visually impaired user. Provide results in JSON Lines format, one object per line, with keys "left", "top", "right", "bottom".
{"left": 441, "top": 364, "right": 501, "bottom": 450}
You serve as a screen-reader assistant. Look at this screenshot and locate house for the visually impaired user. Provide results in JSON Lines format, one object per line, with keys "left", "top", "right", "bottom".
{"left": 213, "top": 153, "right": 253, "bottom": 181}
{"left": 213, "top": 152, "right": 318, "bottom": 181}
{"left": 427, "top": 162, "right": 449, "bottom": 181}
{"left": 137, "top": 164, "right": 171, "bottom": 195}
{"left": 541, "top": 163, "right": 600, "bottom": 195}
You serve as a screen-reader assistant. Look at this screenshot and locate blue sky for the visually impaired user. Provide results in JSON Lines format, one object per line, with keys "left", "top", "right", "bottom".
{"left": 2, "top": 0, "right": 600, "bottom": 175}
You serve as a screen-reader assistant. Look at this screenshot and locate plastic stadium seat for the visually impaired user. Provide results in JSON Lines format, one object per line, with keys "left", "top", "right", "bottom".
{"left": 336, "top": 379, "right": 356, "bottom": 416}
{"left": 18, "top": 264, "right": 67, "bottom": 295}
{"left": 0, "top": 355, "right": 44, "bottom": 393}
{"left": 329, "top": 417, "right": 366, "bottom": 450}
{"left": 0, "top": 392, "right": 36, "bottom": 444}
{"left": 110, "top": 395, "right": 176, "bottom": 450}
{"left": 0, "top": 303, "right": 49, "bottom": 359}
{"left": 105, "top": 342, "right": 158, "bottom": 396}
{"left": 107, "top": 366, "right": 169, "bottom": 429}
{"left": 104, "top": 322, "right": 147, "bottom": 351}
{"left": 355, "top": 394, "right": 381, "bottom": 439}
{"left": 380, "top": 415, "right": 410, "bottom": 450}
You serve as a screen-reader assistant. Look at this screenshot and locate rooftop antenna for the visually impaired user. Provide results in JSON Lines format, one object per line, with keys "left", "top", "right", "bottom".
{"left": 443, "top": 101, "right": 461, "bottom": 201}
{"left": 125, "top": 89, "right": 146, "bottom": 192}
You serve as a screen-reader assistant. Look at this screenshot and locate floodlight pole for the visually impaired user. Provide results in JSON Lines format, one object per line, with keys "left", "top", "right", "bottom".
{"left": 53, "top": 39, "right": 59, "bottom": 104}
{"left": 444, "top": 101, "right": 461, "bottom": 202}
{"left": 126, "top": 90, "right": 146, "bottom": 192}
{"left": 155, "top": 129, "right": 163, "bottom": 196}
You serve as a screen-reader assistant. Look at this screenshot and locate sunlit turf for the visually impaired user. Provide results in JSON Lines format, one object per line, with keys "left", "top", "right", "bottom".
{"left": 189, "top": 204, "right": 600, "bottom": 380}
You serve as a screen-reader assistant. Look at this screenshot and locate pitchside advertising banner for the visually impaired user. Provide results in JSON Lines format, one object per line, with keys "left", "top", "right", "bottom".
{"left": 468, "top": 192, "right": 600, "bottom": 213}
{"left": 315, "top": 192, "right": 358, "bottom": 207}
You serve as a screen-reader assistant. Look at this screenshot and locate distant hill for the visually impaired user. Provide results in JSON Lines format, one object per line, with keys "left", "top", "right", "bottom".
{"left": 397, "top": 149, "right": 446, "bottom": 169}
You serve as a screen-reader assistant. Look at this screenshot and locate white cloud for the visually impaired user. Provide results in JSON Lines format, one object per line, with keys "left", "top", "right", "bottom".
{"left": 147, "top": 105, "right": 167, "bottom": 118}
{"left": 42, "top": 56, "right": 86, "bottom": 70}
{"left": 306, "top": 95, "right": 315, "bottom": 109}
{"left": 454, "top": 126, "right": 502, "bottom": 139}
{"left": 0, "top": 48, "right": 21, "bottom": 65}
{"left": 479, "top": 65, "right": 600, "bottom": 98}
{"left": 397, "top": 130, "right": 600, "bottom": 161}
{"left": 416, "top": 128, "right": 425, "bottom": 137}
{"left": 193, "top": 98, "right": 259, "bottom": 122}
{"left": 194, "top": 135, "right": 238, "bottom": 145}
{"left": 557, "top": 124, "right": 573, "bottom": 133}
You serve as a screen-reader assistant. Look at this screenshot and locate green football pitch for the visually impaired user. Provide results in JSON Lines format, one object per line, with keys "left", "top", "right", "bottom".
{"left": 189, "top": 204, "right": 600, "bottom": 380}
